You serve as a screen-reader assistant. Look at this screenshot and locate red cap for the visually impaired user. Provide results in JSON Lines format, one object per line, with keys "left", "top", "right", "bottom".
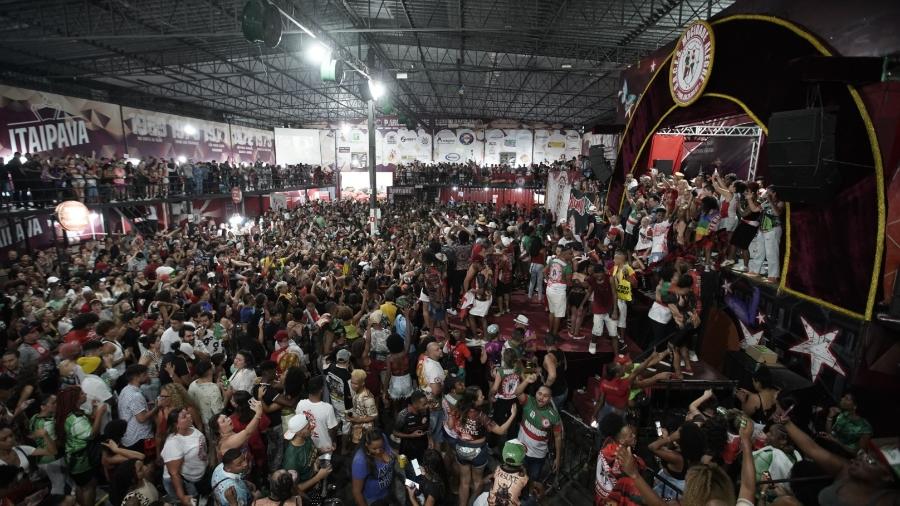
{"left": 275, "top": 329, "right": 290, "bottom": 341}
{"left": 615, "top": 354, "right": 632, "bottom": 365}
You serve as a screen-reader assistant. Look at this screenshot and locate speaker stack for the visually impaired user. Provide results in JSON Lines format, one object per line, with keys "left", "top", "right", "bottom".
{"left": 767, "top": 108, "right": 839, "bottom": 203}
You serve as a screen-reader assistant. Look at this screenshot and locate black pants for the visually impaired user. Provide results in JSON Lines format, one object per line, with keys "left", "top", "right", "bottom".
{"left": 448, "top": 269, "right": 465, "bottom": 308}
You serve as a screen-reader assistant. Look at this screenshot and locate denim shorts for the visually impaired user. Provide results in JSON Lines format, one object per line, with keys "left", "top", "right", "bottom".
{"left": 455, "top": 443, "right": 489, "bottom": 468}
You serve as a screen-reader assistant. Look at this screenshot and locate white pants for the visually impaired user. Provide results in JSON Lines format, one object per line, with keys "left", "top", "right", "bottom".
{"left": 547, "top": 290, "right": 567, "bottom": 317}
{"left": 617, "top": 299, "right": 628, "bottom": 328}
{"left": 592, "top": 313, "right": 618, "bottom": 337}
{"left": 748, "top": 227, "right": 781, "bottom": 278}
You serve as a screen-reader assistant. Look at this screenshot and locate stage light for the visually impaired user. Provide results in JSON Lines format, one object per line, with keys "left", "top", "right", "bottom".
{"left": 452, "top": 186, "right": 458, "bottom": 191}
{"left": 18, "top": 156, "right": 26, "bottom": 163}
{"left": 368, "top": 80, "right": 385, "bottom": 100}
{"left": 483, "top": 186, "right": 489, "bottom": 191}
{"left": 127, "top": 158, "right": 141, "bottom": 165}
{"left": 183, "top": 124, "right": 197, "bottom": 135}
{"left": 229, "top": 214, "right": 244, "bottom": 228}
{"left": 177, "top": 155, "right": 187, "bottom": 164}
{"left": 305, "top": 42, "right": 331, "bottom": 64}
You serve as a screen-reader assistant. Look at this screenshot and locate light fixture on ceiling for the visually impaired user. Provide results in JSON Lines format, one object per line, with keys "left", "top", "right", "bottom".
{"left": 396, "top": 72, "right": 408, "bottom": 79}
{"left": 561, "top": 64, "right": 572, "bottom": 69}
{"left": 368, "top": 79, "right": 385, "bottom": 100}
{"left": 183, "top": 124, "right": 197, "bottom": 135}
{"left": 305, "top": 41, "right": 331, "bottom": 64}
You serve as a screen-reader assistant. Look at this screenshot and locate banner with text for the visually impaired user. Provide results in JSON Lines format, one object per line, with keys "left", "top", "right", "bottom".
{"left": 533, "top": 129, "right": 581, "bottom": 164}
{"left": 0, "top": 85, "right": 123, "bottom": 159}
{"left": 121, "top": 106, "right": 230, "bottom": 162}
{"left": 433, "top": 128, "right": 484, "bottom": 165}
{"left": 230, "top": 125, "right": 275, "bottom": 165}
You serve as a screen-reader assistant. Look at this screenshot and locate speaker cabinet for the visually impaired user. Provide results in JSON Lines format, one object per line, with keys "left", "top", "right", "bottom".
{"left": 588, "top": 145, "right": 611, "bottom": 182}
{"left": 768, "top": 108, "right": 838, "bottom": 203}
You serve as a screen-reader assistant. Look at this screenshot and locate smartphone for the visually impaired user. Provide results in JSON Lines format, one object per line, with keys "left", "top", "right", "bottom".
{"left": 411, "top": 458, "right": 422, "bottom": 476}
{"left": 655, "top": 420, "right": 663, "bottom": 437}
{"left": 590, "top": 420, "right": 599, "bottom": 428}
{"left": 404, "top": 479, "right": 419, "bottom": 490}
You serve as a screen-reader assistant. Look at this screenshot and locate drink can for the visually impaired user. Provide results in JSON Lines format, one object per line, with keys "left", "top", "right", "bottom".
{"left": 398, "top": 454, "right": 408, "bottom": 469}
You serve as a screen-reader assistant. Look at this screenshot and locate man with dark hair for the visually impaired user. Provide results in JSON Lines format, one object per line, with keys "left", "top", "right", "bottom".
{"left": 294, "top": 375, "right": 339, "bottom": 454}
{"left": 211, "top": 448, "right": 252, "bottom": 506}
{"left": 393, "top": 390, "right": 431, "bottom": 461}
{"left": 118, "top": 364, "right": 157, "bottom": 452}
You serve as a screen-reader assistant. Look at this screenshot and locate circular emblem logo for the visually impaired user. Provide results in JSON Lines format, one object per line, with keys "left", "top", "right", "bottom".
{"left": 515, "top": 176, "right": 526, "bottom": 186}
{"left": 542, "top": 418, "right": 550, "bottom": 429}
{"left": 459, "top": 132, "right": 474, "bottom": 145}
{"left": 669, "top": 20, "right": 715, "bottom": 107}
{"left": 445, "top": 153, "right": 460, "bottom": 162}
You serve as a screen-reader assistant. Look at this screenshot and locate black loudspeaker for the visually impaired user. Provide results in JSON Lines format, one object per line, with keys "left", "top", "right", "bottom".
{"left": 653, "top": 159, "right": 674, "bottom": 175}
{"left": 242, "top": 0, "right": 283, "bottom": 48}
{"left": 588, "top": 145, "right": 611, "bottom": 182}
{"left": 768, "top": 108, "right": 838, "bottom": 203}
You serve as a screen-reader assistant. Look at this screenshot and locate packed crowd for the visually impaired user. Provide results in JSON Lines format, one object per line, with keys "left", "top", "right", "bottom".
{"left": 393, "top": 160, "right": 573, "bottom": 186}
{"left": 1, "top": 153, "right": 333, "bottom": 209}
{"left": 0, "top": 167, "right": 895, "bottom": 506}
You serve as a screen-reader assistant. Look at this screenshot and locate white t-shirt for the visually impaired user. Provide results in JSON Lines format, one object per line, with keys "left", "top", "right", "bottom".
{"left": 161, "top": 427, "right": 208, "bottom": 482}
{"left": 650, "top": 220, "right": 670, "bottom": 254}
{"left": 228, "top": 368, "right": 257, "bottom": 393}
{"left": 422, "top": 357, "right": 445, "bottom": 389}
{"left": 160, "top": 327, "right": 182, "bottom": 355}
{"left": 294, "top": 399, "right": 339, "bottom": 452}
{"left": 0, "top": 445, "right": 34, "bottom": 472}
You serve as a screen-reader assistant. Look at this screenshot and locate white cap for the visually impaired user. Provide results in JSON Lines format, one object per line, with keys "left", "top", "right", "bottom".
{"left": 207, "top": 272, "right": 217, "bottom": 279}
{"left": 487, "top": 323, "right": 500, "bottom": 335}
{"left": 47, "top": 276, "right": 60, "bottom": 284}
{"left": 501, "top": 236, "right": 513, "bottom": 247}
{"left": 514, "top": 314, "right": 529, "bottom": 326}
{"left": 283, "top": 414, "right": 309, "bottom": 440}
{"left": 179, "top": 342, "right": 196, "bottom": 359}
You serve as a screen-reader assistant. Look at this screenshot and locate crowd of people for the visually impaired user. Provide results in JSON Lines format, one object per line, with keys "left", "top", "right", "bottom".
{"left": 0, "top": 159, "right": 895, "bottom": 506}
{"left": 392, "top": 160, "right": 575, "bottom": 187}
{"left": 1, "top": 153, "right": 333, "bottom": 209}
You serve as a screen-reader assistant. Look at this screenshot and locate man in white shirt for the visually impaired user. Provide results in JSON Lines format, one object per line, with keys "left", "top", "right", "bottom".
{"left": 160, "top": 311, "right": 186, "bottom": 355}
{"left": 418, "top": 342, "right": 446, "bottom": 442}
{"left": 118, "top": 364, "right": 158, "bottom": 451}
{"left": 294, "top": 375, "right": 339, "bottom": 454}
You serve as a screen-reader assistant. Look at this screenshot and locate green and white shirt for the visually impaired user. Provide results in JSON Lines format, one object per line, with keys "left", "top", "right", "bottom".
{"left": 517, "top": 395, "right": 561, "bottom": 458}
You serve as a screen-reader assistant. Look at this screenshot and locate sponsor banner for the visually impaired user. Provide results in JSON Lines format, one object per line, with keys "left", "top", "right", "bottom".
{"left": 546, "top": 170, "right": 575, "bottom": 224}
{"left": 335, "top": 121, "right": 384, "bottom": 172}
{"left": 483, "top": 129, "right": 533, "bottom": 167}
{"left": 230, "top": 125, "right": 275, "bottom": 165}
{"left": 0, "top": 85, "right": 123, "bottom": 159}
{"left": 533, "top": 129, "right": 581, "bottom": 164}
{"left": 383, "top": 127, "right": 432, "bottom": 165}
{"left": 121, "top": 107, "right": 230, "bottom": 162}
{"left": 319, "top": 129, "right": 336, "bottom": 169}
{"left": 433, "top": 128, "right": 484, "bottom": 165}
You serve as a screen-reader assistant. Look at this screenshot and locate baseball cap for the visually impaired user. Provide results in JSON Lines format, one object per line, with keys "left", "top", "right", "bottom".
{"left": 77, "top": 356, "right": 102, "bottom": 374}
{"left": 18, "top": 321, "right": 41, "bottom": 337}
{"left": 139, "top": 319, "right": 157, "bottom": 334}
{"left": 487, "top": 324, "right": 500, "bottom": 336}
{"left": 336, "top": 349, "right": 351, "bottom": 363}
{"left": 283, "top": 414, "right": 309, "bottom": 440}
{"left": 502, "top": 439, "right": 526, "bottom": 467}
{"left": 47, "top": 276, "right": 60, "bottom": 284}
{"left": 179, "top": 342, "right": 196, "bottom": 360}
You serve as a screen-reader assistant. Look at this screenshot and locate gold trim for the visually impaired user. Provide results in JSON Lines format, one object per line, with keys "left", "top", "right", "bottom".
{"left": 670, "top": 20, "right": 717, "bottom": 107}
{"left": 613, "top": 13, "right": 884, "bottom": 320}
{"left": 703, "top": 93, "right": 769, "bottom": 135}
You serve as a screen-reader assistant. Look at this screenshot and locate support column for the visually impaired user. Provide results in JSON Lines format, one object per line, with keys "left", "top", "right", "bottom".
{"left": 368, "top": 99, "right": 379, "bottom": 236}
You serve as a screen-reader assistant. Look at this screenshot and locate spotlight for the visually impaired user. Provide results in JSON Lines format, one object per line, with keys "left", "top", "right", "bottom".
{"left": 483, "top": 186, "right": 489, "bottom": 191}
{"left": 18, "top": 156, "right": 26, "bottom": 163}
{"left": 183, "top": 124, "right": 197, "bottom": 135}
{"left": 177, "top": 155, "right": 187, "bottom": 164}
{"left": 305, "top": 42, "right": 331, "bottom": 64}
{"left": 229, "top": 214, "right": 244, "bottom": 228}
{"left": 452, "top": 186, "right": 458, "bottom": 191}
{"left": 368, "top": 80, "right": 385, "bottom": 100}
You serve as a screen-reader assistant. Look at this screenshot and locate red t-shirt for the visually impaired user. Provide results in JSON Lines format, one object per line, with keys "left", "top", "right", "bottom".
{"left": 588, "top": 276, "right": 614, "bottom": 315}
{"left": 230, "top": 413, "right": 271, "bottom": 468}
{"left": 600, "top": 378, "right": 630, "bottom": 409}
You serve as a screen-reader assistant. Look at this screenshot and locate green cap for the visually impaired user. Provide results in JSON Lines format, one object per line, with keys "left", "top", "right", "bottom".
{"left": 502, "top": 439, "right": 526, "bottom": 467}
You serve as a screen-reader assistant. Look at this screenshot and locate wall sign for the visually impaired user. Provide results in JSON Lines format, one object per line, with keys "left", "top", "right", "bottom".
{"left": 670, "top": 20, "right": 715, "bottom": 107}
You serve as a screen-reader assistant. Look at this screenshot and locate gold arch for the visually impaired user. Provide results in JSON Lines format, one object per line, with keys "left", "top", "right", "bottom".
{"left": 612, "top": 14, "right": 885, "bottom": 321}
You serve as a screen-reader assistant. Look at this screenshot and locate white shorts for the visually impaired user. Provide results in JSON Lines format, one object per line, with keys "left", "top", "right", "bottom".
{"left": 617, "top": 299, "right": 628, "bottom": 328}
{"left": 592, "top": 313, "right": 618, "bottom": 337}
{"left": 470, "top": 297, "right": 492, "bottom": 317}
{"left": 419, "top": 289, "right": 430, "bottom": 303}
{"left": 546, "top": 290, "right": 567, "bottom": 318}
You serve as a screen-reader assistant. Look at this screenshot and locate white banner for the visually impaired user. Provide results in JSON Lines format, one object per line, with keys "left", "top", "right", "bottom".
{"left": 483, "top": 128, "right": 533, "bottom": 166}
{"left": 336, "top": 125, "right": 384, "bottom": 171}
{"left": 534, "top": 129, "right": 581, "bottom": 163}
{"left": 384, "top": 127, "right": 432, "bottom": 165}
{"left": 231, "top": 125, "right": 275, "bottom": 164}
{"left": 274, "top": 128, "right": 322, "bottom": 166}
{"left": 319, "top": 129, "right": 336, "bottom": 169}
{"left": 546, "top": 171, "right": 573, "bottom": 225}
{"left": 433, "top": 128, "right": 483, "bottom": 164}
{"left": 270, "top": 193, "right": 287, "bottom": 210}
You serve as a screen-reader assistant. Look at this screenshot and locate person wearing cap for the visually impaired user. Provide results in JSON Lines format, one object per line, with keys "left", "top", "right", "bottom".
{"left": 324, "top": 348, "right": 354, "bottom": 445}
{"left": 473, "top": 439, "right": 530, "bottom": 506}
{"left": 480, "top": 323, "right": 504, "bottom": 367}
{"left": 281, "top": 414, "right": 332, "bottom": 492}
{"left": 545, "top": 244, "right": 574, "bottom": 338}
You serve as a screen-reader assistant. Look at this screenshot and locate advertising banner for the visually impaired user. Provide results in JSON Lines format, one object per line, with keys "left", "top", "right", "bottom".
{"left": 483, "top": 129, "right": 533, "bottom": 167}
{"left": 334, "top": 121, "right": 383, "bottom": 172}
{"left": 231, "top": 125, "right": 275, "bottom": 165}
{"left": 533, "top": 129, "right": 581, "bottom": 164}
{"left": 273, "top": 128, "right": 320, "bottom": 166}
{"left": 383, "top": 127, "right": 432, "bottom": 165}
{"left": 319, "top": 129, "right": 336, "bottom": 169}
{"left": 121, "top": 107, "right": 230, "bottom": 162}
{"left": 0, "top": 85, "right": 123, "bottom": 159}
{"left": 433, "top": 128, "right": 484, "bottom": 165}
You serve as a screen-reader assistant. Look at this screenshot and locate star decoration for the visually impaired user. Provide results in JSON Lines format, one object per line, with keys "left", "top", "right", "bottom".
{"left": 738, "top": 320, "right": 764, "bottom": 348}
{"left": 722, "top": 279, "right": 733, "bottom": 295}
{"left": 789, "top": 317, "right": 846, "bottom": 381}
{"left": 756, "top": 311, "right": 767, "bottom": 325}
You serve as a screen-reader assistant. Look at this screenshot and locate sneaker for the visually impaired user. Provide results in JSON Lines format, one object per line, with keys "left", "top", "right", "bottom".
{"left": 589, "top": 342, "right": 597, "bottom": 354}
{"left": 689, "top": 351, "right": 699, "bottom": 362}
{"left": 446, "top": 308, "right": 458, "bottom": 316}
{"left": 721, "top": 259, "right": 735, "bottom": 267}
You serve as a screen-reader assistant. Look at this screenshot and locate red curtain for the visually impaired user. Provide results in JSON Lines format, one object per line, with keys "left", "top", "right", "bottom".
{"left": 439, "top": 188, "right": 535, "bottom": 210}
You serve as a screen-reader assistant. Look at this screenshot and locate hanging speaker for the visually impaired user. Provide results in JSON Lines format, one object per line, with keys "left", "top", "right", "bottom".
{"left": 261, "top": 3, "right": 283, "bottom": 48}
{"left": 320, "top": 59, "right": 344, "bottom": 83}
{"left": 241, "top": 0, "right": 282, "bottom": 48}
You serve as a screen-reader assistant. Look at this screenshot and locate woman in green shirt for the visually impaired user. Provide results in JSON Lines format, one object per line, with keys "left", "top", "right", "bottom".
{"left": 28, "top": 394, "right": 66, "bottom": 494}
{"left": 56, "top": 385, "right": 107, "bottom": 506}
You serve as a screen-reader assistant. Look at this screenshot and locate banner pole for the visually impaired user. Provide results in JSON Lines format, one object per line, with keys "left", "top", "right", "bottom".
{"left": 368, "top": 99, "right": 378, "bottom": 237}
